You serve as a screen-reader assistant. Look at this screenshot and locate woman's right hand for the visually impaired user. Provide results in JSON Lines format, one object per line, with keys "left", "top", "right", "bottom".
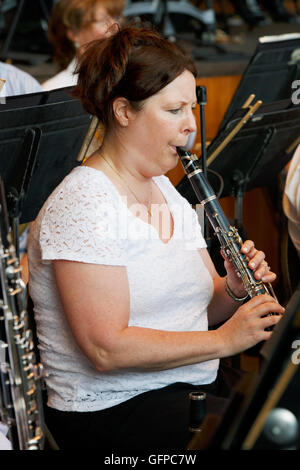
{"left": 216, "top": 294, "right": 285, "bottom": 356}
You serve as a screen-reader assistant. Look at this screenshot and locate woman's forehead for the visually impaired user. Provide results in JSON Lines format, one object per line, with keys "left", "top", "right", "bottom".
{"left": 153, "top": 71, "right": 197, "bottom": 102}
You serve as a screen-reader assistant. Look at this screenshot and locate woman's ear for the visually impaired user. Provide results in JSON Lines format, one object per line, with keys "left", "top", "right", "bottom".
{"left": 112, "top": 97, "right": 135, "bottom": 127}
{"left": 66, "top": 29, "right": 78, "bottom": 46}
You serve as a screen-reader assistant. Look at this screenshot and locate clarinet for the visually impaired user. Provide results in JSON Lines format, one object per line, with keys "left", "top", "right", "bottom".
{"left": 176, "top": 147, "right": 278, "bottom": 302}
{"left": 0, "top": 178, "right": 45, "bottom": 450}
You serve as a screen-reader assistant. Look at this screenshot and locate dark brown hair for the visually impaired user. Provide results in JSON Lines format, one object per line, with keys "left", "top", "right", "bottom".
{"left": 48, "top": 0, "right": 125, "bottom": 70}
{"left": 72, "top": 25, "right": 198, "bottom": 127}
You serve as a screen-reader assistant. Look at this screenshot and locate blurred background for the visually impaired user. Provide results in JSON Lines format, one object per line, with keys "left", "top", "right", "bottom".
{"left": 0, "top": 1, "right": 299, "bottom": 82}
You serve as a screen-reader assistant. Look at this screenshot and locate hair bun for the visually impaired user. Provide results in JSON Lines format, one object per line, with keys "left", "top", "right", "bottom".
{"left": 73, "top": 25, "right": 197, "bottom": 126}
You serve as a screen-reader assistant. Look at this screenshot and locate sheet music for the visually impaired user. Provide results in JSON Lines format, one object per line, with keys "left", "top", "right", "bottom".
{"left": 259, "top": 33, "right": 300, "bottom": 43}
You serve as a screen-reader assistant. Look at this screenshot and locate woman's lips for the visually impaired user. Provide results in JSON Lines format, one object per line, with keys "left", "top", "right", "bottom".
{"left": 169, "top": 145, "right": 178, "bottom": 154}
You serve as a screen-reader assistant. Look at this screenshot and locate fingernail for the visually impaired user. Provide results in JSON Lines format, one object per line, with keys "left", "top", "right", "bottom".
{"left": 250, "top": 262, "right": 255, "bottom": 268}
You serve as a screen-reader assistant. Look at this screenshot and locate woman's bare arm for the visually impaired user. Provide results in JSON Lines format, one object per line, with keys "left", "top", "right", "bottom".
{"left": 52, "top": 259, "right": 283, "bottom": 373}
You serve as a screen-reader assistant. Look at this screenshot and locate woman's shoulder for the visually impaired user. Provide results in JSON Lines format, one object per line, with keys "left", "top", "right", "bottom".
{"left": 42, "top": 60, "right": 78, "bottom": 91}
{"left": 30, "top": 166, "right": 127, "bottom": 265}
{"left": 60, "top": 164, "right": 111, "bottom": 186}
{"left": 39, "top": 166, "right": 120, "bottom": 221}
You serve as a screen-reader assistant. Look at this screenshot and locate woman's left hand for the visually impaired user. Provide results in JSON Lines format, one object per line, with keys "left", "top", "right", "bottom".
{"left": 223, "top": 240, "right": 277, "bottom": 299}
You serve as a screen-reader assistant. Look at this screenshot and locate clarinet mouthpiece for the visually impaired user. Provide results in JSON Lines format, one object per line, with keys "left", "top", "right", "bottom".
{"left": 176, "top": 147, "right": 199, "bottom": 161}
{"left": 176, "top": 146, "right": 188, "bottom": 156}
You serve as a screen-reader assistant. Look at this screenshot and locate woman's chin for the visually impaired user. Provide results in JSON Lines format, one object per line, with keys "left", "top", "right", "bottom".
{"left": 163, "top": 154, "right": 179, "bottom": 174}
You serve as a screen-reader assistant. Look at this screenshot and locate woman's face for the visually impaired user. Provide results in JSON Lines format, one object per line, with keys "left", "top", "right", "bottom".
{"left": 69, "top": 4, "right": 119, "bottom": 50}
{"left": 123, "top": 70, "right": 197, "bottom": 177}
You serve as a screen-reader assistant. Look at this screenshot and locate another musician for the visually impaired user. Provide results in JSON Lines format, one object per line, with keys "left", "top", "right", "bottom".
{"left": 42, "top": 0, "right": 125, "bottom": 91}
{"left": 27, "top": 25, "right": 284, "bottom": 450}
{"left": 283, "top": 144, "right": 300, "bottom": 260}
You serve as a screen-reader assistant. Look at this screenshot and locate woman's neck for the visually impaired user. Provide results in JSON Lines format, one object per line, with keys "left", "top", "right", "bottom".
{"left": 97, "top": 135, "right": 152, "bottom": 184}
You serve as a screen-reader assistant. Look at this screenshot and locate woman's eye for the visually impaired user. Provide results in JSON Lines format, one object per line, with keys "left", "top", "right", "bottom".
{"left": 169, "top": 109, "right": 180, "bottom": 114}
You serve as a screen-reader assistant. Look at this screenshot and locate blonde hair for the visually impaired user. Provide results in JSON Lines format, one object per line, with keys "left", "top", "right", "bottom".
{"left": 48, "top": 0, "right": 125, "bottom": 70}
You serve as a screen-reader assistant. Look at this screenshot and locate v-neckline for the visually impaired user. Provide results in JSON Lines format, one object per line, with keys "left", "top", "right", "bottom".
{"left": 79, "top": 166, "right": 175, "bottom": 246}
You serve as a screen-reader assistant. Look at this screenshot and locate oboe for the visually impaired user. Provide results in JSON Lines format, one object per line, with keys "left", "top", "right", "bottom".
{"left": 176, "top": 147, "right": 278, "bottom": 303}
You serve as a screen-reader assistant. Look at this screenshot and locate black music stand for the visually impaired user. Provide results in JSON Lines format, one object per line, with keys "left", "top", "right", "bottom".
{"left": 220, "top": 33, "right": 300, "bottom": 131}
{"left": 176, "top": 99, "right": 300, "bottom": 230}
{"left": 189, "top": 285, "right": 300, "bottom": 450}
{"left": 0, "top": 87, "right": 92, "bottom": 237}
{"left": 0, "top": 0, "right": 52, "bottom": 62}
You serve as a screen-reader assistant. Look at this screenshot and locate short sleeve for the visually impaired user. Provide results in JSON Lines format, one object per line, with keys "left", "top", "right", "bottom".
{"left": 39, "top": 169, "right": 127, "bottom": 266}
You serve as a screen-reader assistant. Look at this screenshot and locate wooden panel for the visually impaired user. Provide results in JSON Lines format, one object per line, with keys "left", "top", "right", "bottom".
{"left": 220, "top": 189, "right": 279, "bottom": 275}
{"left": 243, "top": 188, "right": 279, "bottom": 274}
{"left": 194, "top": 75, "right": 241, "bottom": 141}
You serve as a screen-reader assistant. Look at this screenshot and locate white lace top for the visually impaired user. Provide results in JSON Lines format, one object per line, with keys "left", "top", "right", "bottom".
{"left": 28, "top": 166, "right": 219, "bottom": 412}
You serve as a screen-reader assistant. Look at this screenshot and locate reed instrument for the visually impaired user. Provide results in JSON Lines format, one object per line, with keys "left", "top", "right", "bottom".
{"left": 176, "top": 147, "right": 278, "bottom": 304}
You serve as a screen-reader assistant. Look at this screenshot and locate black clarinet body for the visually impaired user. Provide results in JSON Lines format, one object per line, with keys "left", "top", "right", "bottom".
{"left": 176, "top": 147, "right": 275, "bottom": 301}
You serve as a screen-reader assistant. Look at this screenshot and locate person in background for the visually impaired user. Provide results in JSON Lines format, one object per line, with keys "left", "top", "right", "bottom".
{"left": 283, "top": 144, "right": 300, "bottom": 259}
{"left": 42, "top": 0, "right": 125, "bottom": 91}
{"left": 27, "top": 25, "right": 284, "bottom": 451}
{"left": 0, "top": 60, "right": 42, "bottom": 97}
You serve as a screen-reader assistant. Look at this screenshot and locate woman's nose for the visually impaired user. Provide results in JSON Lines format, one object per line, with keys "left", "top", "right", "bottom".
{"left": 183, "top": 110, "right": 197, "bottom": 135}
